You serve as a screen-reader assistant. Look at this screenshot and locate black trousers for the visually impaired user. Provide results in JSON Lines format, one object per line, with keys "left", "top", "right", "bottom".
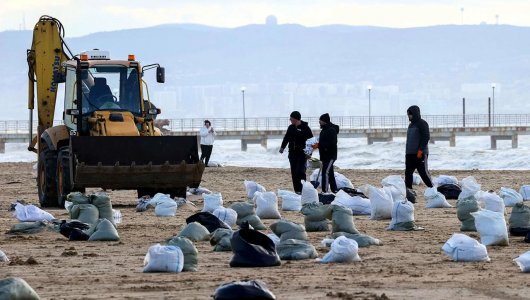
{"left": 200, "top": 144, "right": 213, "bottom": 166}
{"left": 289, "top": 154, "right": 307, "bottom": 193}
{"left": 405, "top": 154, "right": 433, "bottom": 189}
{"left": 321, "top": 159, "right": 338, "bottom": 193}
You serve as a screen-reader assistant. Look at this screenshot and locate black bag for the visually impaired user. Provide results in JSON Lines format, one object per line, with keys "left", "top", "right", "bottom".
{"left": 339, "top": 187, "right": 367, "bottom": 198}
{"left": 59, "top": 220, "right": 90, "bottom": 240}
{"left": 525, "top": 231, "right": 530, "bottom": 243}
{"left": 437, "top": 184, "right": 462, "bottom": 200}
{"left": 510, "top": 227, "right": 530, "bottom": 236}
{"left": 229, "top": 222, "right": 281, "bottom": 268}
{"left": 213, "top": 280, "right": 276, "bottom": 300}
{"left": 318, "top": 193, "right": 336, "bottom": 204}
{"left": 186, "top": 212, "right": 230, "bottom": 233}
{"left": 406, "top": 188, "right": 417, "bottom": 204}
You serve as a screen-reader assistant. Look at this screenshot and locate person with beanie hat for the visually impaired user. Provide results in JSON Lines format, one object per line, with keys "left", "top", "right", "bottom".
{"left": 405, "top": 105, "right": 433, "bottom": 196}
{"left": 318, "top": 113, "right": 340, "bottom": 193}
{"left": 280, "top": 111, "right": 314, "bottom": 193}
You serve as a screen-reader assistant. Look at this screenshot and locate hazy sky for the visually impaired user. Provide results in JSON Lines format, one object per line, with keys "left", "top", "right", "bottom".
{"left": 1, "top": 0, "right": 529, "bottom": 36}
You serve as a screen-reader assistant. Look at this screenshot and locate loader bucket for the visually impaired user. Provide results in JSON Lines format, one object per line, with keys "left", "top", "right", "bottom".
{"left": 69, "top": 136, "right": 205, "bottom": 190}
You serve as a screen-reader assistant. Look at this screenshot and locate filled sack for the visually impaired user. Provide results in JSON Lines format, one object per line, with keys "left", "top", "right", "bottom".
{"left": 177, "top": 222, "right": 210, "bottom": 242}
{"left": 87, "top": 219, "right": 120, "bottom": 241}
{"left": 229, "top": 224, "right": 281, "bottom": 268}
{"left": 309, "top": 170, "right": 354, "bottom": 189}
{"left": 213, "top": 207, "right": 238, "bottom": 227}
{"left": 471, "top": 209, "right": 509, "bottom": 246}
{"left": 476, "top": 191, "right": 505, "bottom": 213}
{"left": 166, "top": 236, "right": 198, "bottom": 272}
{"left": 231, "top": 202, "right": 266, "bottom": 230}
{"left": 328, "top": 205, "right": 359, "bottom": 234}
{"left": 270, "top": 220, "right": 308, "bottom": 242}
{"left": 381, "top": 175, "right": 406, "bottom": 200}
{"left": 363, "top": 185, "right": 393, "bottom": 220}
{"left": 456, "top": 198, "right": 480, "bottom": 231}
{"left": 434, "top": 175, "right": 459, "bottom": 187}
{"left": 70, "top": 203, "right": 99, "bottom": 225}
{"left": 437, "top": 184, "right": 462, "bottom": 200}
{"left": 90, "top": 192, "right": 115, "bottom": 225}
{"left": 67, "top": 192, "right": 90, "bottom": 204}
{"left": 213, "top": 280, "right": 276, "bottom": 300}
{"left": 388, "top": 200, "right": 419, "bottom": 231}
{"left": 6, "top": 222, "right": 46, "bottom": 235}
{"left": 0, "top": 250, "right": 8, "bottom": 263}
{"left": 331, "top": 232, "right": 382, "bottom": 247}
{"left": 154, "top": 199, "right": 177, "bottom": 217}
{"left": 278, "top": 190, "right": 302, "bottom": 211}
{"left": 441, "top": 233, "right": 490, "bottom": 262}
{"left": 412, "top": 173, "right": 423, "bottom": 185}
{"left": 255, "top": 192, "right": 281, "bottom": 219}
{"left": 499, "top": 187, "right": 523, "bottom": 207}
{"left": 300, "top": 202, "right": 330, "bottom": 232}
{"left": 508, "top": 202, "right": 530, "bottom": 236}
{"left": 301, "top": 181, "right": 319, "bottom": 205}
{"left": 186, "top": 212, "right": 230, "bottom": 233}
{"left": 458, "top": 176, "right": 481, "bottom": 200}
{"left": 276, "top": 239, "right": 318, "bottom": 260}
{"left": 143, "top": 244, "right": 184, "bottom": 273}
{"left": 319, "top": 236, "right": 361, "bottom": 263}
{"left": 514, "top": 251, "right": 530, "bottom": 273}
{"left": 202, "top": 193, "right": 223, "bottom": 213}
{"left": 424, "top": 187, "right": 452, "bottom": 208}
{"left": 520, "top": 185, "right": 530, "bottom": 201}
{"left": 210, "top": 228, "right": 233, "bottom": 252}
{"left": 318, "top": 193, "right": 336, "bottom": 205}
{"left": 331, "top": 190, "right": 371, "bottom": 215}
{"left": 244, "top": 180, "right": 266, "bottom": 199}
{"left": 14, "top": 203, "right": 55, "bottom": 222}
{"left": 0, "top": 277, "right": 40, "bottom": 300}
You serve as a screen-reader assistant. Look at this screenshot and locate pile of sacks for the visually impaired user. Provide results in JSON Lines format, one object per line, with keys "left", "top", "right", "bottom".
{"left": 270, "top": 220, "right": 317, "bottom": 260}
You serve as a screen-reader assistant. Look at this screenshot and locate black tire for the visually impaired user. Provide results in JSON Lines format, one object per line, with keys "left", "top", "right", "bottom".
{"left": 37, "top": 144, "right": 58, "bottom": 207}
{"left": 57, "top": 148, "right": 72, "bottom": 208}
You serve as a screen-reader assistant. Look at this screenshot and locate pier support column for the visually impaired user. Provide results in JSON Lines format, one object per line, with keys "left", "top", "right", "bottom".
{"left": 241, "top": 140, "right": 248, "bottom": 152}
{"left": 449, "top": 134, "right": 456, "bottom": 147}
{"left": 0, "top": 139, "right": 4, "bottom": 154}
{"left": 512, "top": 134, "right": 518, "bottom": 149}
{"left": 490, "top": 136, "right": 497, "bottom": 150}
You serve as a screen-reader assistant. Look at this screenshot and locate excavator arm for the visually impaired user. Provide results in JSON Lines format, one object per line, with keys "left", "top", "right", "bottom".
{"left": 27, "top": 15, "right": 71, "bottom": 153}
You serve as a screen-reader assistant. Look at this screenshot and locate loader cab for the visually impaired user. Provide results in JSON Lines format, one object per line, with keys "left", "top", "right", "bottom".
{"left": 63, "top": 52, "right": 143, "bottom": 132}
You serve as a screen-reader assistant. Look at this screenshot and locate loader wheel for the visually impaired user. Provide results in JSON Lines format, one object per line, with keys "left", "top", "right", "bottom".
{"left": 57, "top": 148, "right": 72, "bottom": 208}
{"left": 37, "top": 144, "right": 58, "bottom": 207}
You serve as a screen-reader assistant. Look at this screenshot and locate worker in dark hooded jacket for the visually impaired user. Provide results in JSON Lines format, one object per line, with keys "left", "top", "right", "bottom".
{"left": 318, "top": 113, "right": 340, "bottom": 193}
{"left": 280, "top": 111, "right": 314, "bottom": 193}
{"left": 405, "top": 105, "right": 434, "bottom": 192}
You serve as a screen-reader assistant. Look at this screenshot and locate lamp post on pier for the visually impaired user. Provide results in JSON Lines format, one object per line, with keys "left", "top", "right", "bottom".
{"left": 491, "top": 83, "right": 496, "bottom": 126}
{"left": 367, "top": 85, "right": 372, "bottom": 129}
{"left": 241, "top": 86, "right": 246, "bottom": 130}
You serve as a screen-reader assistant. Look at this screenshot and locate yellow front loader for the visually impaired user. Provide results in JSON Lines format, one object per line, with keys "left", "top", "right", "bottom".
{"left": 27, "top": 16, "right": 204, "bottom": 207}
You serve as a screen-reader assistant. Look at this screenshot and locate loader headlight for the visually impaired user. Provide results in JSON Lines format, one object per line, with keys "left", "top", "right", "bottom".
{"left": 148, "top": 108, "right": 161, "bottom": 115}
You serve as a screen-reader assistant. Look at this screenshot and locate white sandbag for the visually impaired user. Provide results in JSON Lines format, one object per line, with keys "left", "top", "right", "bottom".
{"left": 441, "top": 233, "right": 490, "bottom": 262}
{"left": 189, "top": 186, "right": 212, "bottom": 195}
{"left": 319, "top": 236, "right": 361, "bottom": 263}
{"left": 155, "top": 199, "right": 177, "bottom": 217}
{"left": 458, "top": 176, "right": 481, "bottom": 200}
{"left": 471, "top": 209, "right": 509, "bottom": 246}
{"left": 499, "top": 187, "right": 523, "bottom": 207}
{"left": 424, "top": 187, "right": 452, "bottom": 208}
{"left": 148, "top": 193, "right": 172, "bottom": 207}
{"left": 388, "top": 200, "right": 415, "bottom": 230}
{"left": 381, "top": 175, "right": 406, "bottom": 199}
{"left": 412, "top": 173, "right": 422, "bottom": 185}
{"left": 13, "top": 203, "right": 55, "bottom": 222}
{"left": 143, "top": 244, "right": 184, "bottom": 273}
{"left": 213, "top": 207, "right": 238, "bottom": 227}
{"left": 309, "top": 170, "right": 353, "bottom": 189}
{"left": 202, "top": 193, "right": 223, "bottom": 213}
{"left": 278, "top": 190, "right": 302, "bottom": 211}
{"left": 520, "top": 185, "right": 530, "bottom": 201}
{"left": 476, "top": 191, "right": 505, "bottom": 213}
{"left": 514, "top": 251, "right": 530, "bottom": 273}
{"left": 301, "top": 181, "right": 319, "bottom": 205}
{"left": 363, "top": 185, "right": 393, "bottom": 220}
{"left": 331, "top": 190, "right": 371, "bottom": 215}
{"left": 267, "top": 233, "right": 281, "bottom": 246}
{"left": 434, "top": 175, "right": 459, "bottom": 187}
{"left": 243, "top": 180, "right": 266, "bottom": 199}
{"left": 0, "top": 250, "right": 8, "bottom": 263}
{"left": 255, "top": 192, "right": 281, "bottom": 219}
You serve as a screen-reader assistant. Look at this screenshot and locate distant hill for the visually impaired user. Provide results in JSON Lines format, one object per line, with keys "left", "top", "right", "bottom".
{"left": 1, "top": 23, "right": 530, "bottom": 119}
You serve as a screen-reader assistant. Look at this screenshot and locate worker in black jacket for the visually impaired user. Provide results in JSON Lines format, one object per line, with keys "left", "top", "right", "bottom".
{"left": 405, "top": 105, "right": 434, "bottom": 190}
{"left": 280, "top": 111, "right": 314, "bottom": 193}
{"left": 318, "top": 113, "right": 340, "bottom": 193}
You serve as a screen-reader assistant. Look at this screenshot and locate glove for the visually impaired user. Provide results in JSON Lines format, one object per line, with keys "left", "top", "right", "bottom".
{"left": 279, "top": 148, "right": 284, "bottom": 154}
{"left": 416, "top": 149, "right": 423, "bottom": 159}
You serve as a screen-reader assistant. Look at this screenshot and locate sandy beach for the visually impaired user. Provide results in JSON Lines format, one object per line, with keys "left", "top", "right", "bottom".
{"left": 0, "top": 162, "right": 529, "bottom": 299}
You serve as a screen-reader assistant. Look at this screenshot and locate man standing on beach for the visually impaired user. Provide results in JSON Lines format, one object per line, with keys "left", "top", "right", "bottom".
{"left": 318, "top": 113, "right": 340, "bottom": 193}
{"left": 405, "top": 106, "right": 434, "bottom": 190}
{"left": 280, "top": 111, "right": 313, "bottom": 193}
{"left": 200, "top": 120, "right": 215, "bottom": 167}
